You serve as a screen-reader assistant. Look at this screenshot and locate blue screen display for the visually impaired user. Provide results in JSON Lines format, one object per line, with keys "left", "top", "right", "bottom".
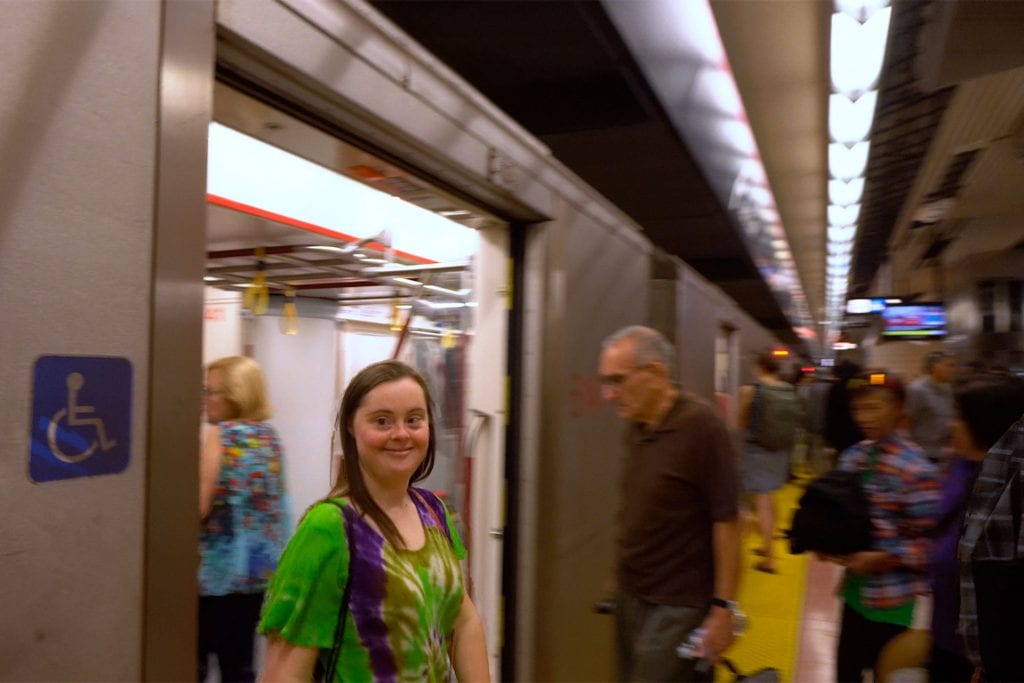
{"left": 881, "top": 304, "right": 946, "bottom": 338}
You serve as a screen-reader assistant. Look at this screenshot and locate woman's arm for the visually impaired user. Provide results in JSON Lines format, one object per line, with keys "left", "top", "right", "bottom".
{"left": 451, "top": 593, "right": 490, "bottom": 683}
{"left": 258, "top": 635, "right": 318, "bottom": 683}
{"left": 199, "top": 424, "right": 223, "bottom": 521}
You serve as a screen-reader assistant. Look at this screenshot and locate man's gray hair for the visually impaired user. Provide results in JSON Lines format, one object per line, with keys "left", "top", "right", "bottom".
{"left": 602, "top": 325, "right": 677, "bottom": 381}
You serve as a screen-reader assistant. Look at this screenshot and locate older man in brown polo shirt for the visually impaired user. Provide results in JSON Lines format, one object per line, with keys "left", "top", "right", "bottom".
{"left": 599, "top": 325, "right": 742, "bottom": 682}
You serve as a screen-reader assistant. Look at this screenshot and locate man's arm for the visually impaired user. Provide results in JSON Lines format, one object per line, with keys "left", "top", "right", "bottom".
{"left": 699, "top": 518, "right": 741, "bottom": 662}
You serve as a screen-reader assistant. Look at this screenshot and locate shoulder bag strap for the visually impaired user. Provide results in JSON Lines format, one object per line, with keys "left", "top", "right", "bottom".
{"left": 747, "top": 383, "right": 762, "bottom": 440}
{"left": 319, "top": 499, "right": 353, "bottom": 682}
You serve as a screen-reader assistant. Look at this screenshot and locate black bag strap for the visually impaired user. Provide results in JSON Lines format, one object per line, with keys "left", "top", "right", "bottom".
{"left": 318, "top": 499, "right": 352, "bottom": 682}
{"left": 746, "top": 383, "right": 763, "bottom": 443}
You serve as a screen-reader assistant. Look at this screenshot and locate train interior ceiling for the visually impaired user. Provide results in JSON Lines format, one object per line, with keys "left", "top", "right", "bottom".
{"left": 207, "top": 82, "right": 495, "bottom": 318}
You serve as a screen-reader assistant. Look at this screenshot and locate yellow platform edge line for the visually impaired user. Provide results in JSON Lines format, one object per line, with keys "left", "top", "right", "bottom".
{"left": 714, "top": 478, "right": 811, "bottom": 683}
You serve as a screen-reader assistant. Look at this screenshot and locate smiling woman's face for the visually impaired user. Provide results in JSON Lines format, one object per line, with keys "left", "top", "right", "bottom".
{"left": 351, "top": 377, "right": 430, "bottom": 487}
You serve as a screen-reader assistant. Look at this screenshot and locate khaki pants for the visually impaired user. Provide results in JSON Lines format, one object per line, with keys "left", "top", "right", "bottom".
{"left": 615, "top": 591, "right": 711, "bottom": 683}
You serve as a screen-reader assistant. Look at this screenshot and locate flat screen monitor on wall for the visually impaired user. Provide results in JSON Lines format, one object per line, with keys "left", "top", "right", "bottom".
{"left": 881, "top": 303, "right": 947, "bottom": 339}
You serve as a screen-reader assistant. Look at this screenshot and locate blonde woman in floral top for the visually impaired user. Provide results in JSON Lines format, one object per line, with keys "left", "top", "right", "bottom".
{"left": 200, "top": 356, "right": 289, "bottom": 682}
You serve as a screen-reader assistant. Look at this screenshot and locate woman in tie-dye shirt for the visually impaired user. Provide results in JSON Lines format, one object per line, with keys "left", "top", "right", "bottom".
{"left": 259, "top": 360, "right": 489, "bottom": 682}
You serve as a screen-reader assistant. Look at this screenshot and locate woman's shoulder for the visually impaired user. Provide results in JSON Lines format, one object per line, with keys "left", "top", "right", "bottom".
{"left": 217, "top": 420, "right": 262, "bottom": 437}
{"left": 300, "top": 497, "right": 349, "bottom": 530}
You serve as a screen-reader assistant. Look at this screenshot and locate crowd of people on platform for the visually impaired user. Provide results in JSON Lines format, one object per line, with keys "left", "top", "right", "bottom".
{"left": 194, "top": 339, "right": 1023, "bottom": 683}
{"left": 749, "top": 350, "right": 1024, "bottom": 683}
{"left": 599, "top": 328, "right": 1024, "bottom": 683}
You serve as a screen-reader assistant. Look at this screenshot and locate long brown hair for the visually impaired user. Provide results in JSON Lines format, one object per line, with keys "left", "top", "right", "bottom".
{"left": 329, "top": 360, "right": 436, "bottom": 548}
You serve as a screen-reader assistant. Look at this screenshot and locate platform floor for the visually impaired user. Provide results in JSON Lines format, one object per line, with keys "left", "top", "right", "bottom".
{"left": 718, "top": 474, "right": 844, "bottom": 682}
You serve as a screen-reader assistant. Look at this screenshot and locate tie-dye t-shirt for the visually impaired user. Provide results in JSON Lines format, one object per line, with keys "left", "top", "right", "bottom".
{"left": 259, "top": 488, "right": 466, "bottom": 683}
{"left": 199, "top": 420, "right": 289, "bottom": 596}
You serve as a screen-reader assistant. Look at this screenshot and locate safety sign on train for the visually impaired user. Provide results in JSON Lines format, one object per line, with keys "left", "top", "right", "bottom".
{"left": 29, "top": 355, "right": 133, "bottom": 483}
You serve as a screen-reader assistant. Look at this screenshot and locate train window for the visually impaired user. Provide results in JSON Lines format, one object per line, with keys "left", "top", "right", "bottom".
{"left": 714, "top": 325, "right": 736, "bottom": 421}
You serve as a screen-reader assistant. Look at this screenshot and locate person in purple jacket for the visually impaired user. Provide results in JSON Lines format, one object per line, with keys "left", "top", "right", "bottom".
{"left": 928, "top": 374, "right": 1024, "bottom": 682}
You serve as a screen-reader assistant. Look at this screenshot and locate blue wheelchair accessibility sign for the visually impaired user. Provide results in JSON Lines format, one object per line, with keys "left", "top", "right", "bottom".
{"left": 29, "top": 355, "right": 133, "bottom": 483}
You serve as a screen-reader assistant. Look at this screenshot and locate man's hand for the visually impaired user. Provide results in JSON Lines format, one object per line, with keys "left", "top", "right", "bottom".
{"left": 697, "top": 606, "right": 735, "bottom": 664}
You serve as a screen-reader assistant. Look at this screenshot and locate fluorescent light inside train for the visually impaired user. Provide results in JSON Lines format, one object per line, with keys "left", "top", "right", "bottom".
{"left": 207, "top": 123, "right": 479, "bottom": 263}
{"left": 823, "top": 0, "right": 892, "bottom": 347}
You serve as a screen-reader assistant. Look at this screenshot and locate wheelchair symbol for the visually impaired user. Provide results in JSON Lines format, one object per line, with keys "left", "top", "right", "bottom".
{"left": 47, "top": 372, "right": 117, "bottom": 463}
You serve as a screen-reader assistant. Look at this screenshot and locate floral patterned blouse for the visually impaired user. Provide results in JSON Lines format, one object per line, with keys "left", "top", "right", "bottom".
{"left": 199, "top": 420, "right": 289, "bottom": 596}
{"left": 259, "top": 488, "right": 466, "bottom": 683}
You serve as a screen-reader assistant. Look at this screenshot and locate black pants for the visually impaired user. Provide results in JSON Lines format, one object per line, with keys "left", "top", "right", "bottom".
{"left": 836, "top": 602, "right": 906, "bottom": 683}
{"left": 928, "top": 646, "right": 975, "bottom": 683}
{"left": 198, "top": 592, "right": 264, "bottom": 683}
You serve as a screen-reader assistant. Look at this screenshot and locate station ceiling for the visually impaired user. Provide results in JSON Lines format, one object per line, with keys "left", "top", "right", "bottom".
{"left": 370, "top": 0, "right": 1024, "bottom": 354}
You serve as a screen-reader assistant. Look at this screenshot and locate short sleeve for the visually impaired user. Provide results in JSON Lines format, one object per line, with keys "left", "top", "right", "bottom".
{"left": 258, "top": 501, "right": 350, "bottom": 648}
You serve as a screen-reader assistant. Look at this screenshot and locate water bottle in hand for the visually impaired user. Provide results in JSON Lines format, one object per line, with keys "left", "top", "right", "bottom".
{"left": 676, "top": 627, "right": 706, "bottom": 659}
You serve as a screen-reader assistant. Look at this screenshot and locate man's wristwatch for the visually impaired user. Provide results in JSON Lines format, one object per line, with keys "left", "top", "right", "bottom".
{"left": 709, "top": 598, "right": 746, "bottom": 634}
{"left": 710, "top": 597, "right": 737, "bottom": 610}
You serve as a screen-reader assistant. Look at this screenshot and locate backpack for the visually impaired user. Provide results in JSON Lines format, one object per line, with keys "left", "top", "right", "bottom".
{"left": 787, "top": 469, "right": 875, "bottom": 555}
{"left": 753, "top": 382, "right": 801, "bottom": 451}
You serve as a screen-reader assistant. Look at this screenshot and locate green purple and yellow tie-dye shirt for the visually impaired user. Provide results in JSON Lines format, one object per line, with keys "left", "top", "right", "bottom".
{"left": 259, "top": 488, "right": 466, "bottom": 682}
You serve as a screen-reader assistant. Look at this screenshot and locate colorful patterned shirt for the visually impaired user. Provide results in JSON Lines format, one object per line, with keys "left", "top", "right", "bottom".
{"left": 259, "top": 488, "right": 466, "bottom": 683}
{"left": 838, "top": 432, "right": 940, "bottom": 611}
{"left": 199, "top": 420, "right": 289, "bottom": 596}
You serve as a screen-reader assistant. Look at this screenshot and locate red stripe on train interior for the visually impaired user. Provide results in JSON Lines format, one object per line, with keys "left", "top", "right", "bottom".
{"left": 206, "top": 193, "right": 436, "bottom": 264}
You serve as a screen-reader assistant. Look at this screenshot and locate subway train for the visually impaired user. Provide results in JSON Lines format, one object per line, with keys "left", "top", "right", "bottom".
{"left": 4, "top": 0, "right": 1023, "bottom": 681}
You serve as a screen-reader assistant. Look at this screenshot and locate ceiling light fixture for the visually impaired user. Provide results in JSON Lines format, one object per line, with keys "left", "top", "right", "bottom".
{"left": 601, "top": 0, "right": 815, "bottom": 347}
{"left": 823, "top": 0, "right": 892, "bottom": 349}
